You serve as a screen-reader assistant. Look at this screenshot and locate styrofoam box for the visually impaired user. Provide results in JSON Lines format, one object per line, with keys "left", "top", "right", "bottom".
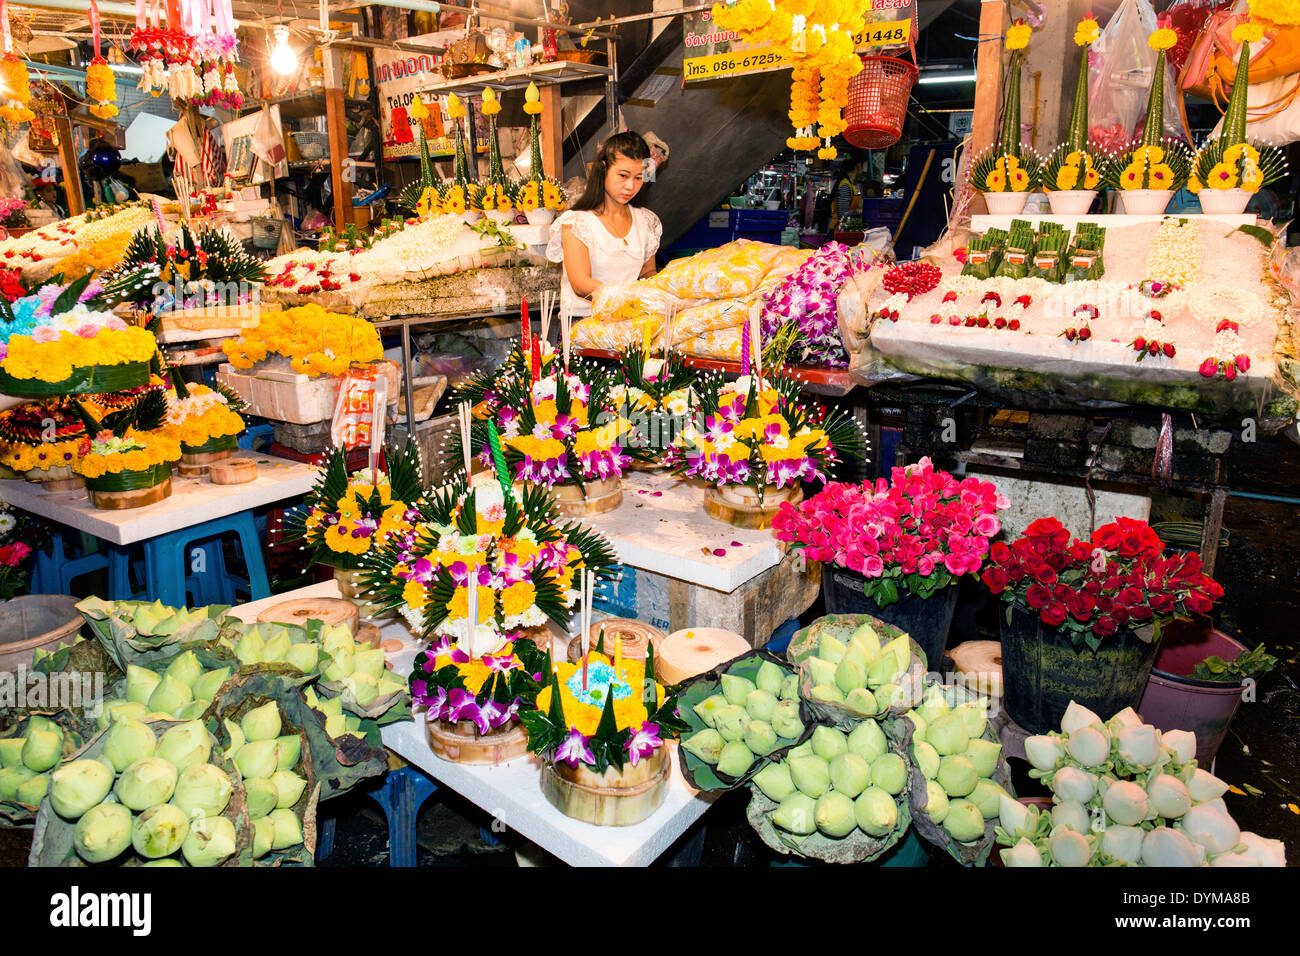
{"left": 216, "top": 364, "right": 340, "bottom": 425}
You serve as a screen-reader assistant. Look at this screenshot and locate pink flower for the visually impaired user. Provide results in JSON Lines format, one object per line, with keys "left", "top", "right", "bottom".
{"left": 974, "top": 514, "right": 1001, "bottom": 537}
{"left": 31, "top": 326, "right": 60, "bottom": 343}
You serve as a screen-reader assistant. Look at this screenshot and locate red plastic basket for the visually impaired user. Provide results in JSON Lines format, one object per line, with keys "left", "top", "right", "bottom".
{"left": 844, "top": 55, "right": 918, "bottom": 149}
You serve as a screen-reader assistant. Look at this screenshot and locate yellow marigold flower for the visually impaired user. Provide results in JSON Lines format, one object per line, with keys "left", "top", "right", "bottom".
{"left": 1056, "top": 166, "right": 1080, "bottom": 190}
{"left": 1006, "top": 21, "right": 1033, "bottom": 50}
{"left": 984, "top": 169, "right": 1006, "bottom": 192}
{"left": 1149, "top": 162, "right": 1176, "bottom": 186}
{"left": 1232, "top": 20, "right": 1265, "bottom": 45}
{"left": 501, "top": 581, "right": 537, "bottom": 617}
{"left": 1206, "top": 160, "right": 1238, "bottom": 189}
{"left": 1075, "top": 17, "right": 1100, "bottom": 46}
{"left": 1149, "top": 27, "right": 1177, "bottom": 52}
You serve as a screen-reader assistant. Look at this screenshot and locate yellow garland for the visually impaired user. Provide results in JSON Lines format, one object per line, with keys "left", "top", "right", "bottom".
{"left": 86, "top": 61, "right": 118, "bottom": 119}
{"left": 221, "top": 305, "right": 383, "bottom": 377}
{"left": 1074, "top": 16, "right": 1101, "bottom": 46}
{"left": 57, "top": 236, "right": 127, "bottom": 278}
{"left": 0, "top": 55, "right": 34, "bottom": 125}
{"left": 74, "top": 429, "right": 182, "bottom": 479}
{"left": 1, "top": 327, "right": 157, "bottom": 383}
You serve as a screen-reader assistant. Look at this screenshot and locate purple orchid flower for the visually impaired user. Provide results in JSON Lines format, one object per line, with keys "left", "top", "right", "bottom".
{"left": 473, "top": 699, "right": 504, "bottom": 734}
{"left": 483, "top": 652, "right": 521, "bottom": 674}
{"left": 555, "top": 727, "right": 596, "bottom": 768}
{"left": 551, "top": 414, "right": 580, "bottom": 441}
{"left": 624, "top": 722, "right": 662, "bottom": 767}
{"left": 419, "top": 686, "right": 448, "bottom": 720}
{"left": 445, "top": 688, "right": 480, "bottom": 724}
{"left": 411, "top": 679, "right": 428, "bottom": 699}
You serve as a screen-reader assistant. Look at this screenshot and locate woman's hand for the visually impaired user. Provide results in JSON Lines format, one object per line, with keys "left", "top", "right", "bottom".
{"left": 639, "top": 256, "right": 657, "bottom": 280}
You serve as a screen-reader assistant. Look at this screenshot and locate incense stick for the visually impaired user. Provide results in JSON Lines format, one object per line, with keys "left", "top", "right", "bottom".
{"left": 457, "top": 400, "right": 473, "bottom": 477}
{"left": 540, "top": 290, "right": 556, "bottom": 345}
{"left": 561, "top": 308, "right": 571, "bottom": 371}
{"left": 466, "top": 570, "right": 478, "bottom": 657}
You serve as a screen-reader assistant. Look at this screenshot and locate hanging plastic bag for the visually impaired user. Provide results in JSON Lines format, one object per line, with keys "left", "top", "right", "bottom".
{"left": 1090, "top": 0, "right": 1190, "bottom": 151}
{"left": 331, "top": 366, "right": 388, "bottom": 466}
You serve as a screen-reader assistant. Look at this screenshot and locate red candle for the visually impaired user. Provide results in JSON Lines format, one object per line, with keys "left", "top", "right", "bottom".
{"left": 521, "top": 297, "right": 531, "bottom": 355}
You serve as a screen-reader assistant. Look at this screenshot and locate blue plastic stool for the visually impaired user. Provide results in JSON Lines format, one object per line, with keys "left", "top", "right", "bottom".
{"left": 32, "top": 531, "right": 143, "bottom": 600}
{"left": 363, "top": 766, "right": 439, "bottom": 867}
{"left": 144, "top": 511, "right": 270, "bottom": 607}
{"left": 315, "top": 816, "right": 337, "bottom": 862}
{"left": 765, "top": 617, "right": 802, "bottom": 656}
{"left": 238, "top": 423, "right": 275, "bottom": 452}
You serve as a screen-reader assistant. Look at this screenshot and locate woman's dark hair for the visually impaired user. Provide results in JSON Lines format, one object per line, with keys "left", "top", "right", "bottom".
{"left": 571, "top": 131, "right": 651, "bottom": 211}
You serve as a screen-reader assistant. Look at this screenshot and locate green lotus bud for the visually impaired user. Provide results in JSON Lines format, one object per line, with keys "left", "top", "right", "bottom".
{"left": 1102, "top": 824, "right": 1145, "bottom": 864}
{"left": 752, "top": 761, "right": 796, "bottom": 803}
{"left": 252, "top": 815, "right": 275, "bottom": 859}
{"left": 132, "top": 804, "right": 189, "bottom": 859}
{"left": 241, "top": 701, "right": 282, "bottom": 742}
{"left": 938, "top": 755, "right": 978, "bottom": 797}
{"left": 779, "top": 674, "right": 800, "bottom": 701}
{"left": 720, "top": 673, "right": 756, "bottom": 706}
{"left": 275, "top": 735, "right": 302, "bottom": 772}
{"left": 916, "top": 686, "right": 951, "bottom": 725}
{"left": 755, "top": 660, "right": 785, "bottom": 695}
{"left": 235, "top": 630, "right": 265, "bottom": 665}
{"left": 375, "top": 676, "right": 405, "bottom": 699}
{"left": 692, "top": 694, "right": 727, "bottom": 728}
{"left": 284, "top": 642, "right": 320, "bottom": 675}
{"left": 904, "top": 709, "right": 927, "bottom": 742}
{"left": 850, "top": 621, "right": 881, "bottom": 659}
{"left": 21, "top": 727, "right": 63, "bottom": 773}
{"left": 324, "top": 713, "right": 347, "bottom": 739}
{"left": 743, "top": 721, "right": 778, "bottom": 757}
{"left": 0, "top": 738, "right": 25, "bottom": 768}
{"left": 847, "top": 720, "right": 887, "bottom": 763}
{"left": 874, "top": 683, "right": 906, "bottom": 709}
{"left": 844, "top": 688, "right": 879, "bottom": 717}
{"left": 1188, "top": 768, "right": 1229, "bottom": 803}
{"left": 810, "top": 684, "right": 845, "bottom": 704}
{"left": 178, "top": 700, "right": 211, "bottom": 721}
{"left": 0, "top": 766, "right": 36, "bottom": 802}
{"left": 147, "top": 673, "right": 193, "bottom": 717}
{"left": 48, "top": 759, "right": 113, "bottom": 819}
{"left": 15, "top": 771, "right": 49, "bottom": 805}
{"left": 116, "top": 757, "right": 179, "bottom": 811}
{"left": 244, "top": 777, "right": 279, "bottom": 819}
{"left": 788, "top": 755, "right": 831, "bottom": 798}
{"left": 834, "top": 658, "right": 866, "bottom": 695}
{"left": 182, "top": 814, "right": 237, "bottom": 866}
{"left": 951, "top": 701, "right": 987, "bottom": 739}
{"left": 1050, "top": 828, "right": 1093, "bottom": 867}
{"left": 1067, "top": 725, "right": 1111, "bottom": 768}
{"left": 1161, "top": 729, "right": 1196, "bottom": 765}
{"left": 682, "top": 729, "right": 725, "bottom": 765}
{"left": 1024, "top": 734, "right": 1064, "bottom": 772}
{"left": 96, "top": 700, "right": 148, "bottom": 730}
{"left": 1001, "top": 838, "right": 1045, "bottom": 867}
{"left": 712, "top": 705, "right": 748, "bottom": 743}
{"left": 271, "top": 770, "right": 307, "bottom": 809}
{"left": 817, "top": 635, "right": 847, "bottom": 663}
{"left": 1060, "top": 701, "right": 1102, "bottom": 736}
{"left": 927, "top": 713, "right": 970, "bottom": 757}
{"left": 234, "top": 740, "right": 281, "bottom": 780}
{"left": 840, "top": 643, "right": 871, "bottom": 674}
{"left": 815, "top": 790, "right": 857, "bottom": 838}
{"left": 811, "top": 726, "right": 848, "bottom": 762}
{"left": 881, "top": 635, "right": 912, "bottom": 671}
{"left": 98, "top": 718, "right": 153, "bottom": 772}
{"left": 164, "top": 651, "right": 203, "bottom": 691}
{"left": 171, "top": 763, "right": 232, "bottom": 819}
{"left": 943, "top": 798, "right": 985, "bottom": 843}
{"left": 744, "top": 689, "right": 778, "bottom": 723}
{"left": 342, "top": 673, "right": 381, "bottom": 707}
{"left": 1148, "top": 774, "right": 1192, "bottom": 819}
{"left": 270, "top": 808, "right": 304, "bottom": 849}
{"left": 1052, "top": 799, "right": 1090, "bottom": 834}
{"left": 869, "top": 753, "right": 907, "bottom": 796}
{"left": 125, "top": 665, "right": 163, "bottom": 705}
{"left": 912, "top": 740, "right": 940, "bottom": 779}
{"left": 1051, "top": 766, "right": 1097, "bottom": 804}
{"left": 222, "top": 720, "right": 245, "bottom": 760}
{"left": 1102, "top": 779, "right": 1149, "bottom": 826}
{"left": 805, "top": 657, "right": 837, "bottom": 687}
{"left": 969, "top": 778, "right": 1009, "bottom": 819}
{"left": 925, "top": 780, "right": 949, "bottom": 824}
{"left": 771, "top": 792, "right": 817, "bottom": 835}
{"left": 854, "top": 786, "right": 898, "bottom": 837}
{"left": 74, "top": 802, "right": 132, "bottom": 864}
{"left": 769, "top": 700, "right": 804, "bottom": 740}
{"left": 351, "top": 647, "right": 385, "bottom": 680}
{"left": 964, "top": 739, "right": 1002, "bottom": 778}
{"left": 261, "top": 629, "right": 292, "bottom": 663}
{"left": 717, "top": 741, "right": 755, "bottom": 778}
{"left": 320, "top": 623, "right": 353, "bottom": 654}
{"left": 193, "top": 667, "right": 233, "bottom": 703}
{"left": 866, "top": 653, "right": 901, "bottom": 690}
{"left": 157, "top": 721, "right": 212, "bottom": 773}
{"left": 828, "top": 753, "right": 871, "bottom": 799}
{"left": 999, "top": 794, "right": 1038, "bottom": 837}
{"left": 1142, "top": 826, "right": 1200, "bottom": 867}
{"left": 787, "top": 742, "right": 814, "bottom": 761}
{"left": 1181, "top": 804, "right": 1240, "bottom": 855}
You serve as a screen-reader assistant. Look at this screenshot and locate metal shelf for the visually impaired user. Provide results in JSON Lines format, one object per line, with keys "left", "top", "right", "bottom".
{"left": 415, "top": 59, "right": 612, "bottom": 96}
{"left": 241, "top": 91, "right": 373, "bottom": 119}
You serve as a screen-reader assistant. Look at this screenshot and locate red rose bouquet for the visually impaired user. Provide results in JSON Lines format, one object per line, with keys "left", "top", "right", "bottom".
{"left": 981, "top": 516, "right": 1223, "bottom": 652}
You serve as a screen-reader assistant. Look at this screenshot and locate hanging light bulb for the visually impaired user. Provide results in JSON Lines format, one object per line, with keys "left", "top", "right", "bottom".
{"left": 270, "top": 25, "right": 298, "bottom": 76}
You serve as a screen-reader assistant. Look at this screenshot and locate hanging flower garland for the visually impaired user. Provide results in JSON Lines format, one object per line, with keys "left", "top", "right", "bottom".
{"left": 0, "top": 56, "right": 34, "bottom": 128}
{"left": 86, "top": 1, "right": 117, "bottom": 119}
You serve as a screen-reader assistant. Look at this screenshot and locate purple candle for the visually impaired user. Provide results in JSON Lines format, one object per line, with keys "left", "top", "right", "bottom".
{"left": 741, "top": 311, "right": 751, "bottom": 376}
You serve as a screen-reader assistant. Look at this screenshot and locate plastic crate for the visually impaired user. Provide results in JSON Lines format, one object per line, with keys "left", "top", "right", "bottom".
{"left": 290, "top": 130, "right": 329, "bottom": 160}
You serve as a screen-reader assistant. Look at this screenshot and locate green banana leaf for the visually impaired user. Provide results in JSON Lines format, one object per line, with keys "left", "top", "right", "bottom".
{"left": 676, "top": 648, "right": 815, "bottom": 792}
{"left": 314, "top": 677, "right": 410, "bottom": 725}
{"left": 75, "top": 598, "right": 234, "bottom": 671}
{"left": 7, "top": 636, "right": 119, "bottom": 743}
{"left": 0, "top": 714, "right": 90, "bottom": 828}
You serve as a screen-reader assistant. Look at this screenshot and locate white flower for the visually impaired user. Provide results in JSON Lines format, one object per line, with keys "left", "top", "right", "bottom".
{"left": 0, "top": 513, "right": 15, "bottom": 535}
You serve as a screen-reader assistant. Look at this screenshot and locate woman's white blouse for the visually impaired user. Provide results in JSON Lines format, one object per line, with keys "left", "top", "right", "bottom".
{"left": 546, "top": 206, "right": 663, "bottom": 317}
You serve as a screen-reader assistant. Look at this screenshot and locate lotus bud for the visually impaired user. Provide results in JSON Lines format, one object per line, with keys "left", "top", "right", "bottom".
{"left": 964, "top": 739, "right": 1002, "bottom": 778}
{"left": 193, "top": 667, "right": 233, "bottom": 702}
{"left": 223, "top": 720, "right": 245, "bottom": 761}
{"left": 806, "top": 657, "right": 837, "bottom": 686}
{"left": 182, "top": 814, "right": 237, "bottom": 866}
{"left": 235, "top": 630, "right": 265, "bottom": 665}
{"left": 955, "top": 701, "right": 989, "bottom": 738}
{"left": 1001, "top": 838, "right": 1045, "bottom": 867}
{"left": 321, "top": 649, "right": 355, "bottom": 683}
{"left": 1187, "top": 768, "right": 1229, "bottom": 803}
{"left": 683, "top": 728, "right": 725, "bottom": 765}
{"left": 252, "top": 815, "right": 275, "bottom": 859}
{"left": 745, "top": 689, "right": 778, "bottom": 723}
{"left": 1050, "top": 828, "right": 1093, "bottom": 867}
{"left": 692, "top": 693, "right": 728, "bottom": 728}
{"left": 285, "top": 642, "right": 320, "bottom": 675}
{"left": 1211, "top": 852, "right": 1260, "bottom": 866}
{"left": 829, "top": 753, "right": 872, "bottom": 799}
{"left": 712, "top": 705, "right": 748, "bottom": 743}
{"left": 21, "top": 727, "right": 63, "bottom": 773}
{"left": 815, "top": 790, "right": 857, "bottom": 838}
{"left": 235, "top": 740, "right": 282, "bottom": 780}
{"left": 1238, "top": 832, "right": 1287, "bottom": 867}
{"left": 779, "top": 674, "right": 800, "bottom": 701}
{"left": 1102, "top": 824, "right": 1146, "bottom": 864}
{"left": 1024, "top": 735, "right": 1064, "bottom": 772}
{"left": 927, "top": 713, "right": 970, "bottom": 757}
{"left": 916, "top": 686, "right": 951, "bottom": 725}
{"left": 912, "top": 740, "right": 940, "bottom": 779}
{"left": 1116, "top": 724, "right": 1160, "bottom": 768}
{"left": 772, "top": 792, "right": 817, "bottom": 834}
{"left": 999, "top": 794, "right": 1034, "bottom": 836}
{"left": 132, "top": 804, "right": 189, "bottom": 858}
{"left": 0, "top": 738, "right": 26, "bottom": 767}
{"left": 852, "top": 786, "right": 897, "bottom": 836}
{"left": 937, "top": 755, "right": 978, "bottom": 798}
{"left": 125, "top": 665, "right": 163, "bottom": 705}
{"left": 102, "top": 719, "right": 156, "bottom": 772}
{"left": 1161, "top": 729, "right": 1197, "bottom": 765}
{"left": 1051, "top": 766, "right": 1097, "bottom": 804}
{"left": 171, "top": 763, "right": 232, "bottom": 819}
{"left": 320, "top": 623, "right": 353, "bottom": 655}
{"left": 1195, "top": 796, "right": 1228, "bottom": 816}
{"left": 840, "top": 644, "right": 871, "bottom": 673}
{"left": 157, "top": 721, "right": 212, "bottom": 773}
{"left": 847, "top": 720, "right": 887, "bottom": 763}
{"left": 904, "top": 709, "right": 927, "bottom": 742}
{"left": 720, "top": 673, "right": 756, "bottom": 706}
{"left": 1100, "top": 779, "right": 1148, "bottom": 826}
{"left": 273, "top": 735, "right": 301, "bottom": 773}
{"left": 178, "top": 700, "right": 211, "bottom": 720}
{"left": 752, "top": 761, "right": 796, "bottom": 803}
{"left": 0, "top": 766, "right": 36, "bottom": 801}
{"left": 240, "top": 776, "right": 278, "bottom": 819}
{"left": 743, "top": 721, "right": 778, "bottom": 757}
{"left": 834, "top": 659, "right": 867, "bottom": 695}
{"left": 1147, "top": 774, "right": 1192, "bottom": 819}
{"left": 817, "top": 635, "right": 847, "bottom": 663}
{"left": 375, "top": 676, "right": 404, "bottom": 700}
{"left": 74, "top": 802, "right": 132, "bottom": 863}
{"left": 1052, "top": 799, "right": 1091, "bottom": 834}
{"left": 262, "top": 629, "right": 292, "bottom": 663}
{"left": 353, "top": 647, "right": 387, "bottom": 680}
{"left": 343, "top": 673, "right": 381, "bottom": 707}
{"left": 14, "top": 769, "right": 49, "bottom": 806}
{"left": 788, "top": 754, "right": 832, "bottom": 798}
{"left": 808, "top": 727, "right": 846, "bottom": 763}
{"left": 48, "top": 759, "right": 114, "bottom": 819}
{"left": 879, "top": 635, "right": 911, "bottom": 671}
{"left": 324, "top": 713, "right": 348, "bottom": 739}
{"left": 1061, "top": 701, "right": 1102, "bottom": 736}
{"left": 865, "top": 753, "right": 904, "bottom": 796}
{"left": 1180, "top": 804, "right": 1240, "bottom": 855}
{"left": 755, "top": 660, "right": 784, "bottom": 695}
{"left": 810, "top": 683, "right": 845, "bottom": 704}
{"left": 969, "top": 779, "right": 1009, "bottom": 819}
{"left": 96, "top": 700, "right": 148, "bottom": 729}
{"left": 164, "top": 651, "right": 203, "bottom": 690}
{"left": 943, "top": 798, "right": 984, "bottom": 843}
{"left": 717, "top": 741, "right": 755, "bottom": 777}
{"left": 874, "top": 683, "right": 906, "bottom": 709}
{"left": 1142, "top": 826, "right": 1200, "bottom": 867}
{"left": 116, "top": 757, "right": 179, "bottom": 811}
{"left": 147, "top": 673, "right": 193, "bottom": 717}
{"left": 850, "top": 621, "right": 881, "bottom": 657}
{"left": 241, "top": 701, "right": 283, "bottom": 743}
{"left": 925, "top": 780, "right": 950, "bottom": 824}
{"left": 866, "top": 654, "right": 901, "bottom": 690}
{"left": 1106, "top": 707, "right": 1142, "bottom": 734}
{"left": 769, "top": 700, "right": 804, "bottom": 740}
{"left": 1068, "top": 726, "right": 1111, "bottom": 768}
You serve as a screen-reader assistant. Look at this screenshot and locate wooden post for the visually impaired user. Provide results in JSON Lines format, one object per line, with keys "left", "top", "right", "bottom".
{"left": 970, "top": 0, "right": 1006, "bottom": 161}
{"left": 54, "top": 116, "right": 85, "bottom": 216}
{"left": 540, "top": 83, "right": 563, "bottom": 180}
{"left": 324, "top": 47, "right": 354, "bottom": 231}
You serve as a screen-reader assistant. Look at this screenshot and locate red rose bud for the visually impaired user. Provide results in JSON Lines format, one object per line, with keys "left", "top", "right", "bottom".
{"left": 965, "top": 317, "right": 977, "bottom": 327}
{"left": 1235, "top": 354, "right": 1251, "bottom": 372}
{"left": 1063, "top": 328, "right": 1077, "bottom": 341}
{"left": 1224, "top": 362, "right": 1238, "bottom": 381}
{"left": 1133, "top": 337, "right": 1146, "bottom": 351}
{"left": 942, "top": 291, "right": 957, "bottom": 303}
{"left": 994, "top": 317, "right": 1007, "bottom": 329}
{"left": 1014, "top": 294, "right": 1032, "bottom": 308}
{"left": 977, "top": 316, "right": 989, "bottom": 328}
{"left": 1008, "top": 319, "right": 1021, "bottom": 331}
{"left": 1163, "top": 343, "right": 1175, "bottom": 358}
{"left": 930, "top": 314, "right": 942, "bottom": 324}
{"left": 1078, "top": 327, "right": 1092, "bottom": 341}
{"left": 1199, "top": 358, "right": 1218, "bottom": 377}
{"left": 948, "top": 315, "right": 961, "bottom": 326}
{"left": 1148, "top": 341, "right": 1160, "bottom": 355}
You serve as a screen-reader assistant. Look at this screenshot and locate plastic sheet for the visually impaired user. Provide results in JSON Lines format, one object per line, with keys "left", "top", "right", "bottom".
{"left": 1090, "top": 0, "right": 1190, "bottom": 150}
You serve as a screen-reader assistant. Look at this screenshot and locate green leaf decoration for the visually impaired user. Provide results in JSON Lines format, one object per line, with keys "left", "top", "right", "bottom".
{"left": 1232, "top": 224, "right": 1275, "bottom": 247}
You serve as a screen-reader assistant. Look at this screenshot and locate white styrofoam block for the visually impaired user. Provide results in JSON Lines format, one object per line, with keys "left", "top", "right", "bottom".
{"left": 216, "top": 364, "right": 340, "bottom": 425}
{"left": 967, "top": 468, "right": 1151, "bottom": 543}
